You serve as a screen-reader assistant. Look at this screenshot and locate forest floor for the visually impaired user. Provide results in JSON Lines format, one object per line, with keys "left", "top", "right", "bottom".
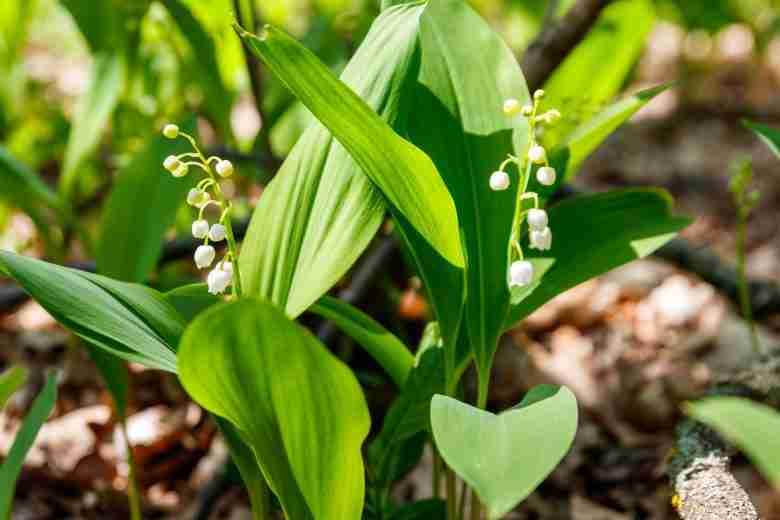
{"left": 2, "top": 22, "right": 780, "bottom": 520}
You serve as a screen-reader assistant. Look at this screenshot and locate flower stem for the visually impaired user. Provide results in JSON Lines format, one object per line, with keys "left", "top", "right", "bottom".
{"left": 121, "top": 419, "right": 142, "bottom": 520}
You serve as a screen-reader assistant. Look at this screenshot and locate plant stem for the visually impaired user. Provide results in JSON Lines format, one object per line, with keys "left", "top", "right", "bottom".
{"left": 121, "top": 419, "right": 142, "bottom": 520}
{"left": 446, "top": 467, "right": 457, "bottom": 519}
{"left": 736, "top": 211, "right": 760, "bottom": 354}
{"left": 433, "top": 447, "right": 442, "bottom": 499}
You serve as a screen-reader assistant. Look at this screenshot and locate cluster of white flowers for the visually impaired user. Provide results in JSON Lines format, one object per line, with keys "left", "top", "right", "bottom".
{"left": 490, "top": 90, "right": 561, "bottom": 290}
{"left": 161, "top": 124, "right": 240, "bottom": 296}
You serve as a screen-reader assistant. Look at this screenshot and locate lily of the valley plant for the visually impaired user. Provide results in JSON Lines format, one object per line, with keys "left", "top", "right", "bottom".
{"left": 0, "top": 1, "right": 689, "bottom": 519}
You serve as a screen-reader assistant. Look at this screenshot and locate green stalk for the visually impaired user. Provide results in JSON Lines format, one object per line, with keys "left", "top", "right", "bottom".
{"left": 121, "top": 419, "right": 142, "bottom": 520}
{"left": 736, "top": 210, "right": 760, "bottom": 354}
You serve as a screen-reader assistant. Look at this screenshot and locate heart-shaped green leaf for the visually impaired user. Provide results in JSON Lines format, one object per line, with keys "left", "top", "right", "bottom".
{"left": 744, "top": 119, "right": 780, "bottom": 159}
{"left": 431, "top": 386, "right": 577, "bottom": 519}
{"left": 238, "top": 4, "right": 426, "bottom": 318}
{"left": 0, "top": 251, "right": 182, "bottom": 372}
{"left": 686, "top": 397, "right": 780, "bottom": 487}
{"left": 178, "top": 299, "right": 370, "bottom": 520}
{"left": 505, "top": 189, "right": 690, "bottom": 329}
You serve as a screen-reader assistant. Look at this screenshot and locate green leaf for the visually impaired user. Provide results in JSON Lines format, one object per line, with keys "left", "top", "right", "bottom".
{"left": 164, "top": 284, "right": 220, "bottom": 322}
{"left": 408, "top": 0, "right": 531, "bottom": 372}
{"left": 431, "top": 386, "right": 578, "bottom": 519}
{"left": 96, "top": 119, "right": 196, "bottom": 283}
{"left": 161, "top": 0, "right": 233, "bottom": 139}
{"left": 0, "top": 366, "right": 27, "bottom": 411}
{"left": 178, "top": 299, "right": 370, "bottom": 519}
{"left": 0, "top": 251, "right": 182, "bottom": 372}
{"left": 60, "top": 0, "right": 121, "bottom": 51}
{"left": 388, "top": 499, "right": 446, "bottom": 520}
{"left": 686, "top": 397, "right": 780, "bottom": 487}
{"left": 238, "top": 5, "right": 425, "bottom": 318}
{"left": 550, "top": 85, "right": 669, "bottom": 183}
{"left": 216, "top": 417, "right": 270, "bottom": 519}
{"left": 505, "top": 189, "right": 690, "bottom": 328}
{"left": 310, "top": 296, "right": 413, "bottom": 387}
{"left": 744, "top": 119, "right": 780, "bottom": 159}
{"left": 0, "top": 373, "right": 57, "bottom": 519}
{"left": 60, "top": 53, "right": 124, "bottom": 198}
{"left": 237, "top": 22, "right": 464, "bottom": 270}
{"left": 368, "top": 346, "right": 444, "bottom": 492}
{"left": 540, "top": 0, "right": 655, "bottom": 151}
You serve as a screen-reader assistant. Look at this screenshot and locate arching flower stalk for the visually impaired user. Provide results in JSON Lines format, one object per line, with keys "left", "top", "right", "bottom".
{"left": 161, "top": 124, "right": 243, "bottom": 296}
{"left": 492, "top": 90, "right": 561, "bottom": 290}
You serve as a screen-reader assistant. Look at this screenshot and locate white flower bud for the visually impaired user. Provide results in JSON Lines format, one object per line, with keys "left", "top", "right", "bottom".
{"left": 528, "top": 144, "right": 546, "bottom": 164}
{"left": 215, "top": 159, "right": 234, "bottom": 178}
{"left": 509, "top": 260, "right": 534, "bottom": 287}
{"left": 220, "top": 261, "right": 233, "bottom": 274}
{"left": 207, "top": 267, "right": 232, "bottom": 295}
{"left": 163, "top": 124, "right": 179, "bottom": 139}
{"left": 542, "top": 109, "right": 561, "bottom": 124}
{"left": 489, "top": 171, "right": 510, "bottom": 191}
{"left": 209, "top": 223, "right": 227, "bottom": 242}
{"left": 192, "top": 219, "right": 209, "bottom": 239}
{"left": 194, "top": 245, "right": 216, "bottom": 269}
{"left": 536, "top": 166, "right": 556, "bottom": 186}
{"left": 534, "top": 89, "right": 545, "bottom": 100}
{"left": 172, "top": 163, "right": 189, "bottom": 178}
{"left": 527, "top": 208, "right": 548, "bottom": 231}
{"left": 530, "top": 226, "right": 552, "bottom": 251}
{"left": 503, "top": 98, "right": 521, "bottom": 116}
{"left": 521, "top": 104, "right": 534, "bottom": 116}
{"left": 163, "top": 155, "right": 180, "bottom": 172}
{"left": 186, "top": 188, "right": 210, "bottom": 208}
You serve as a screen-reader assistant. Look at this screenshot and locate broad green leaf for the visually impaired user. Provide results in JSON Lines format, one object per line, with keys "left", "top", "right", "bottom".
{"left": 686, "top": 397, "right": 780, "bottom": 487}
{"left": 505, "top": 189, "right": 690, "bottom": 328}
{"left": 237, "top": 22, "right": 464, "bottom": 270}
{"left": 164, "top": 284, "right": 220, "bottom": 322}
{"left": 540, "top": 0, "right": 655, "bottom": 151}
{"left": 178, "top": 299, "right": 370, "bottom": 519}
{"left": 310, "top": 296, "right": 413, "bottom": 387}
{"left": 0, "top": 252, "right": 182, "bottom": 372}
{"left": 744, "top": 119, "right": 780, "bottom": 159}
{"left": 408, "top": 0, "right": 531, "bottom": 373}
{"left": 217, "top": 417, "right": 270, "bottom": 519}
{"left": 60, "top": 0, "right": 121, "bottom": 51}
{"left": 431, "top": 386, "right": 578, "bottom": 520}
{"left": 550, "top": 85, "right": 669, "bottom": 183}
{"left": 238, "top": 5, "right": 424, "bottom": 319}
{"left": 60, "top": 53, "right": 124, "bottom": 198}
{"left": 161, "top": 0, "right": 234, "bottom": 139}
{"left": 96, "top": 119, "right": 196, "bottom": 283}
{"left": 0, "top": 366, "right": 27, "bottom": 411}
{"left": 0, "top": 373, "right": 57, "bottom": 519}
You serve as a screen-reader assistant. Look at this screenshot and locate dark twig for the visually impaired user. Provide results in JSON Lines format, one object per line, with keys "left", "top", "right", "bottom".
{"left": 521, "top": 0, "right": 613, "bottom": 92}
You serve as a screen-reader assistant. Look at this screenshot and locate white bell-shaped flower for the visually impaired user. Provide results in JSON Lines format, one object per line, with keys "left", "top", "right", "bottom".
{"left": 192, "top": 219, "right": 209, "bottom": 239}
{"left": 530, "top": 226, "right": 552, "bottom": 251}
{"left": 172, "top": 163, "right": 189, "bottom": 178}
{"left": 221, "top": 261, "right": 233, "bottom": 274}
{"left": 187, "top": 188, "right": 210, "bottom": 208}
{"left": 216, "top": 160, "right": 234, "bottom": 178}
{"left": 163, "top": 124, "right": 179, "bottom": 139}
{"left": 503, "top": 98, "right": 521, "bottom": 116}
{"left": 207, "top": 267, "right": 232, "bottom": 295}
{"left": 527, "top": 209, "right": 548, "bottom": 231}
{"left": 489, "top": 171, "right": 510, "bottom": 191}
{"left": 163, "top": 155, "right": 180, "bottom": 172}
{"left": 536, "top": 166, "right": 556, "bottom": 186}
{"left": 521, "top": 104, "right": 534, "bottom": 116}
{"left": 194, "top": 245, "right": 216, "bottom": 269}
{"left": 528, "top": 144, "right": 546, "bottom": 165}
{"left": 509, "top": 260, "right": 534, "bottom": 287}
{"left": 209, "top": 223, "right": 227, "bottom": 242}
{"left": 534, "top": 89, "right": 545, "bottom": 100}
